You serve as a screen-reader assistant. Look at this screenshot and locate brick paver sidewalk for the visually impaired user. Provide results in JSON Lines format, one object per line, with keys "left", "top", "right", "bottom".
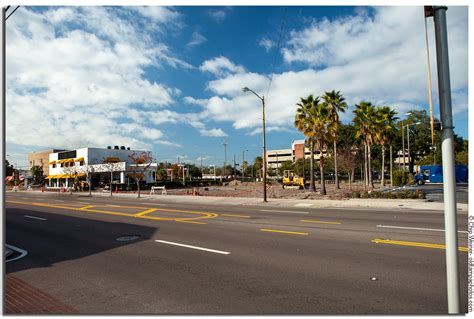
{"left": 4, "top": 275, "right": 77, "bottom": 314}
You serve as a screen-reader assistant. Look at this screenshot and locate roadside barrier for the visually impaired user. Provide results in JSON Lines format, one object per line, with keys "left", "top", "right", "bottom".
{"left": 150, "top": 186, "right": 167, "bottom": 195}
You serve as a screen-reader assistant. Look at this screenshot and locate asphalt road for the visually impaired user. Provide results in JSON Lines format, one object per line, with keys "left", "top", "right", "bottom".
{"left": 5, "top": 191, "right": 470, "bottom": 314}
{"left": 406, "top": 183, "right": 469, "bottom": 204}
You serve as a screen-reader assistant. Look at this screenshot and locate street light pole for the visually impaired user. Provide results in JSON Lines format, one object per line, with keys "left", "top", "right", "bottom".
{"left": 402, "top": 125, "right": 406, "bottom": 171}
{"left": 242, "top": 87, "right": 267, "bottom": 202}
{"left": 427, "top": 5, "right": 460, "bottom": 313}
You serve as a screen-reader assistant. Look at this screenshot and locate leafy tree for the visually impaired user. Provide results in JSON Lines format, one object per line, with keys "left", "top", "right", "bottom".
{"left": 277, "top": 160, "right": 294, "bottom": 176}
{"left": 322, "top": 90, "right": 348, "bottom": 189}
{"left": 5, "top": 160, "right": 14, "bottom": 177}
{"left": 30, "top": 165, "right": 44, "bottom": 185}
{"left": 294, "top": 94, "right": 320, "bottom": 192}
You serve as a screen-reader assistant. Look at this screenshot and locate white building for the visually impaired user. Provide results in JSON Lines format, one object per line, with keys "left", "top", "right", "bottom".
{"left": 267, "top": 149, "right": 293, "bottom": 169}
{"left": 46, "top": 147, "right": 157, "bottom": 188}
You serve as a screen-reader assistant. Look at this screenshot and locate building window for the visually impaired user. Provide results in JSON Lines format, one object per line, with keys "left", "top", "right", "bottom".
{"left": 52, "top": 164, "right": 56, "bottom": 168}
{"left": 79, "top": 161, "right": 84, "bottom": 166}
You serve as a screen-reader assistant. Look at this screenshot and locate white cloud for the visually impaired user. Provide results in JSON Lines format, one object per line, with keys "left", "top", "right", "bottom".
{"left": 209, "top": 10, "right": 227, "bottom": 21}
{"left": 187, "top": 31, "right": 207, "bottom": 47}
{"left": 259, "top": 38, "right": 275, "bottom": 52}
{"left": 187, "top": 6, "right": 468, "bottom": 134}
{"left": 199, "top": 56, "right": 246, "bottom": 77}
{"left": 6, "top": 7, "right": 189, "bottom": 151}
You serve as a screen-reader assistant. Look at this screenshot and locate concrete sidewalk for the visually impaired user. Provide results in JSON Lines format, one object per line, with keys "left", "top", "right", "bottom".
{"left": 77, "top": 191, "right": 468, "bottom": 212}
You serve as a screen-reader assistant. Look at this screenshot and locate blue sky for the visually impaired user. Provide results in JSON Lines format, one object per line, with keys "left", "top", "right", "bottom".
{"left": 5, "top": 6, "right": 468, "bottom": 168}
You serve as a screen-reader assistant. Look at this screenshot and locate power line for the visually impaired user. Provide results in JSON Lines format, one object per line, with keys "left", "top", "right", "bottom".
{"left": 5, "top": 6, "right": 20, "bottom": 21}
{"left": 265, "top": 8, "right": 288, "bottom": 100}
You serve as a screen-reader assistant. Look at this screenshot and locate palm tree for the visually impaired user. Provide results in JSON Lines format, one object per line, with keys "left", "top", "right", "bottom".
{"left": 310, "top": 102, "right": 331, "bottom": 195}
{"left": 375, "top": 106, "right": 398, "bottom": 187}
{"left": 353, "top": 101, "right": 378, "bottom": 189}
{"left": 294, "top": 95, "right": 320, "bottom": 192}
{"left": 322, "top": 90, "right": 348, "bottom": 190}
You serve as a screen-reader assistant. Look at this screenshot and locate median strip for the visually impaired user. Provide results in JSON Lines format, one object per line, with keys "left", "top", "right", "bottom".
{"left": 260, "top": 228, "right": 308, "bottom": 236}
{"left": 300, "top": 219, "right": 341, "bottom": 225}
{"left": 155, "top": 240, "right": 230, "bottom": 255}
{"left": 371, "top": 239, "right": 468, "bottom": 252}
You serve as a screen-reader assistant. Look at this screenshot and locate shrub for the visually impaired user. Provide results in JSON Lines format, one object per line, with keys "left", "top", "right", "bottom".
{"left": 392, "top": 169, "right": 413, "bottom": 186}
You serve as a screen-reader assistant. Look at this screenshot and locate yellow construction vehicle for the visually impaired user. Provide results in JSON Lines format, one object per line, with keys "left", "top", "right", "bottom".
{"left": 282, "top": 170, "right": 305, "bottom": 189}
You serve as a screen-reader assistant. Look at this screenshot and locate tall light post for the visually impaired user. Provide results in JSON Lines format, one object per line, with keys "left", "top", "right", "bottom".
{"left": 426, "top": 5, "right": 460, "bottom": 313}
{"left": 242, "top": 149, "right": 248, "bottom": 182}
{"left": 242, "top": 87, "right": 267, "bottom": 202}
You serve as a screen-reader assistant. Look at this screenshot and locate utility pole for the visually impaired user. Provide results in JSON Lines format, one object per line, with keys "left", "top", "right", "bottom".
{"left": 223, "top": 138, "right": 227, "bottom": 180}
{"left": 426, "top": 5, "right": 460, "bottom": 314}
{"left": 402, "top": 125, "right": 406, "bottom": 171}
{"left": 233, "top": 155, "right": 236, "bottom": 180}
{"left": 242, "top": 150, "right": 248, "bottom": 182}
{"left": 200, "top": 157, "right": 203, "bottom": 179}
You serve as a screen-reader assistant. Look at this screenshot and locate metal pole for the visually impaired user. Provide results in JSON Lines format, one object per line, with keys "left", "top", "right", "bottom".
{"left": 390, "top": 144, "right": 393, "bottom": 187}
{"left": 262, "top": 96, "right": 267, "bottom": 202}
{"left": 223, "top": 138, "right": 227, "bottom": 180}
{"left": 402, "top": 125, "right": 406, "bottom": 171}
{"left": 432, "top": 6, "right": 460, "bottom": 314}
{"left": 242, "top": 150, "right": 245, "bottom": 182}
{"left": 424, "top": 15, "right": 436, "bottom": 146}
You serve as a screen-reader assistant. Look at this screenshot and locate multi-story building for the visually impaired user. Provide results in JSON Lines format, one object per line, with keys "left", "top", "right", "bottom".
{"left": 46, "top": 146, "right": 157, "bottom": 188}
{"left": 266, "top": 140, "right": 328, "bottom": 170}
{"left": 28, "top": 149, "right": 65, "bottom": 176}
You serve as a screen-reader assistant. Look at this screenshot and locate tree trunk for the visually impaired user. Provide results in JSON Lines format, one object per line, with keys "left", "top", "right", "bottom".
{"left": 381, "top": 145, "right": 385, "bottom": 187}
{"left": 319, "top": 149, "right": 326, "bottom": 195}
{"left": 351, "top": 167, "right": 355, "bottom": 184}
{"left": 334, "top": 140, "right": 340, "bottom": 189}
{"left": 110, "top": 171, "right": 113, "bottom": 197}
{"left": 368, "top": 144, "right": 374, "bottom": 189}
{"left": 309, "top": 139, "right": 316, "bottom": 192}
{"left": 364, "top": 143, "right": 368, "bottom": 191}
{"left": 137, "top": 179, "right": 141, "bottom": 198}
{"left": 88, "top": 174, "right": 92, "bottom": 196}
{"left": 349, "top": 169, "right": 352, "bottom": 190}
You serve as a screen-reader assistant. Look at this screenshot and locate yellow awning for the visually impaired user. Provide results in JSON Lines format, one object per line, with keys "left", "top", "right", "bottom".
{"left": 57, "top": 158, "right": 74, "bottom": 164}
{"left": 74, "top": 157, "right": 84, "bottom": 162}
{"left": 48, "top": 160, "right": 56, "bottom": 165}
{"left": 77, "top": 173, "right": 86, "bottom": 178}
{"left": 45, "top": 175, "right": 55, "bottom": 179}
{"left": 105, "top": 157, "right": 120, "bottom": 163}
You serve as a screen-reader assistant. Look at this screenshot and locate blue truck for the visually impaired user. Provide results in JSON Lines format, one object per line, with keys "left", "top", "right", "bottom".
{"left": 414, "top": 165, "right": 468, "bottom": 185}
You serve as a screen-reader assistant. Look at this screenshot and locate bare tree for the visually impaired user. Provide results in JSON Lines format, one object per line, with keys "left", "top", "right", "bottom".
{"left": 337, "top": 147, "right": 360, "bottom": 191}
{"left": 128, "top": 151, "right": 153, "bottom": 198}
{"left": 101, "top": 158, "right": 124, "bottom": 197}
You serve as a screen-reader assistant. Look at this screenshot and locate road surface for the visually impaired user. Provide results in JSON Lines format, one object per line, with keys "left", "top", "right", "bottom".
{"left": 5, "top": 191, "right": 470, "bottom": 314}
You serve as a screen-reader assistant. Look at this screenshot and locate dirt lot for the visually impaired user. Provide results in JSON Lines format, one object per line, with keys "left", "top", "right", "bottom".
{"left": 166, "top": 180, "right": 373, "bottom": 200}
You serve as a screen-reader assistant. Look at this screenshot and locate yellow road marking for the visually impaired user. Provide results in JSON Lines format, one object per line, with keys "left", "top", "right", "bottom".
{"left": 176, "top": 220, "right": 207, "bottom": 225}
{"left": 260, "top": 228, "right": 308, "bottom": 236}
{"left": 134, "top": 208, "right": 158, "bottom": 217}
{"left": 300, "top": 219, "right": 341, "bottom": 225}
{"left": 79, "top": 205, "right": 95, "bottom": 210}
{"left": 372, "top": 239, "right": 468, "bottom": 252}
{"left": 221, "top": 214, "right": 251, "bottom": 218}
{"left": 6, "top": 200, "right": 213, "bottom": 223}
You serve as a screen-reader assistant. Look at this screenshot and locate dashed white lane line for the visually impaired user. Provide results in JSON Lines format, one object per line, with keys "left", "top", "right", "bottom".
{"left": 77, "top": 201, "right": 91, "bottom": 204}
{"left": 55, "top": 200, "right": 65, "bottom": 202}
{"left": 24, "top": 215, "right": 47, "bottom": 221}
{"left": 5, "top": 244, "right": 28, "bottom": 262}
{"left": 147, "top": 203, "right": 168, "bottom": 206}
{"left": 155, "top": 240, "right": 230, "bottom": 255}
{"left": 376, "top": 224, "right": 468, "bottom": 234}
{"left": 106, "top": 204, "right": 121, "bottom": 207}
{"left": 260, "top": 209, "right": 309, "bottom": 214}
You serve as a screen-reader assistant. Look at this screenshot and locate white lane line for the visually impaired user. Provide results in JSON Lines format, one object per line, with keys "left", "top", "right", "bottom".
{"left": 24, "top": 215, "right": 47, "bottom": 221}
{"left": 36, "top": 198, "right": 45, "bottom": 201}
{"left": 376, "top": 225, "right": 468, "bottom": 234}
{"left": 5, "top": 244, "right": 28, "bottom": 262}
{"left": 55, "top": 200, "right": 65, "bottom": 202}
{"left": 147, "top": 203, "right": 167, "bottom": 206}
{"left": 77, "top": 201, "right": 91, "bottom": 204}
{"left": 260, "top": 209, "right": 309, "bottom": 214}
{"left": 155, "top": 240, "right": 230, "bottom": 255}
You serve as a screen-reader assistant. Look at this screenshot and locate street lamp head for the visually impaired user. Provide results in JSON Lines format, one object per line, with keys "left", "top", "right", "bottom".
{"left": 405, "top": 112, "right": 413, "bottom": 116}
{"left": 242, "top": 87, "right": 250, "bottom": 92}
